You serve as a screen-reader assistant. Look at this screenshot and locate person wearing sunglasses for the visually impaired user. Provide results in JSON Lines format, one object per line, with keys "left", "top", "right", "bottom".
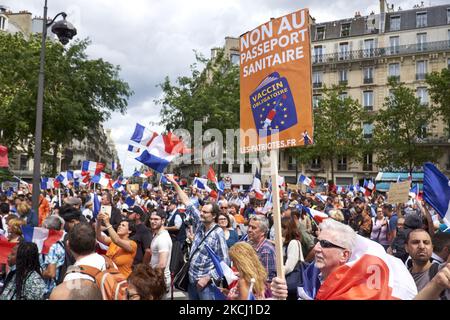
{"left": 271, "top": 218, "right": 356, "bottom": 299}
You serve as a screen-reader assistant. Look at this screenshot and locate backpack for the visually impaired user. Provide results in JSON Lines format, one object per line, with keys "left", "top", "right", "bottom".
{"left": 65, "top": 256, "right": 128, "bottom": 300}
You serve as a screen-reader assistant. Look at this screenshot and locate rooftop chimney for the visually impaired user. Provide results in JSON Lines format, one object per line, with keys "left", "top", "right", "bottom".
{"left": 379, "top": 0, "right": 385, "bottom": 14}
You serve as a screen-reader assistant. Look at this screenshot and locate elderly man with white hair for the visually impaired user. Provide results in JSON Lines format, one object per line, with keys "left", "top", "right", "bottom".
{"left": 270, "top": 219, "right": 357, "bottom": 299}
{"left": 271, "top": 218, "right": 418, "bottom": 300}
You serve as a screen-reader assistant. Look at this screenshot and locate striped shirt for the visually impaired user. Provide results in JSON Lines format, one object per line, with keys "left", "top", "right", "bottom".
{"left": 187, "top": 204, "right": 229, "bottom": 283}
{"left": 253, "top": 239, "right": 276, "bottom": 282}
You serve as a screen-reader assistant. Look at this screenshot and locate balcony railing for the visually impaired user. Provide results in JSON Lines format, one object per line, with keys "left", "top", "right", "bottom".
{"left": 363, "top": 164, "right": 373, "bottom": 171}
{"left": 416, "top": 73, "right": 427, "bottom": 80}
{"left": 364, "top": 105, "right": 373, "bottom": 111}
{"left": 337, "top": 164, "right": 347, "bottom": 171}
{"left": 363, "top": 77, "right": 373, "bottom": 84}
{"left": 312, "top": 40, "right": 450, "bottom": 65}
{"left": 313, "top": 55, "right": 324, "bottom": 63}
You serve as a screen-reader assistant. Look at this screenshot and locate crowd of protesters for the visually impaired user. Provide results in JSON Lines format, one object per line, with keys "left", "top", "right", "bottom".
{"left": 0, "top": 175, "right": 449, "bottom": 301}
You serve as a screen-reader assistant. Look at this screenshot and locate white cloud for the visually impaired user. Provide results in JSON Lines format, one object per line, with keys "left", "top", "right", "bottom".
{"left": 3, "top": 0, "right": 449, "bottom": 176}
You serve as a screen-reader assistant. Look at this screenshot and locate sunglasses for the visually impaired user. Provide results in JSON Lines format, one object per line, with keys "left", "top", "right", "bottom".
{"left": 318, "top": 239, "right": 346, "bottom": 250}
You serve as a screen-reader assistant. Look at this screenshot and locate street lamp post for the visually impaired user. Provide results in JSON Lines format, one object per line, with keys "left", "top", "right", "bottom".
{"left": 31, "top": 0, "right": 77, "bottom": 215}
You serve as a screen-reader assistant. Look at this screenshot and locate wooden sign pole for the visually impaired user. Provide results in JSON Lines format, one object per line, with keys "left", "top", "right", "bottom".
{"left": 270, "top": 149, "right": 285, "bottom": 282}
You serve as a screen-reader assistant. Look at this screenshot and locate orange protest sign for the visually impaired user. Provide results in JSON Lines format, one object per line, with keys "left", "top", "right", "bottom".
{"left": 239, "top": 8, "right": 313, "bottom": 154}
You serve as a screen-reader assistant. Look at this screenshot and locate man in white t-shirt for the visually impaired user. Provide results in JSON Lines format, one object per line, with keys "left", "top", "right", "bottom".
{"left": 150, "top": 208, "right": 172, "bottom": 299}
{"left": 63, "top": 223, "right": 108, "bottom": 284}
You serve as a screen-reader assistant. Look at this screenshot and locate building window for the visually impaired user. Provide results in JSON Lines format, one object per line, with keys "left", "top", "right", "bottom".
{"left": 312, "top": 94, "right": 322, "bottom": 108}
{"left": 313, "top": 71, "right": 323, "bottom": 88}
{"left": 448, "top": 58, "right": 450, "bottom": 70}
{"left": 363, "top": 153, "right": 373, "bottom": 171}
{"left": 19, "top": 155, "right": 28, "bottom": 171}
{"left": 363, "top": 122, "right": 374, "bottom": 138}
{"left": 388, "top": 63, "right": 400, "bottom": 80}
{"left": 363, "top": 39, "right": 375, "bottom": 57}
{"left": 390, "top": 16, "right": 401, "bottom": 31}
{"left": 416, "top": 12, "right": 427, "bottom": 28}
{"left": 244, "top": 163, "right": 252, "bottom": 173}
{"left": 417, "top": 87, "right": 429, "bottom": 106}
{"left": 0, "top": 16, "right": 5, "bottom": 30}
{"left": 418, "top": 124, "right": 427, "bottom": 139}
{"left": 363, "top": 90, "right": 374, "bottom": 111}
{"left": 337, "top": 156, "right": 347, "bottom": 171}
{"left": 341, "top": 23, "right": 351, "bottom": 37}
{"left": 288, "top": 156, "right": 297, "bottom": 171}
{"left": 416, "top": 60, "right": 427, "bottom": 80}
{"left": 232, "top": 164, "right": 240, "bottom": 173}
{"left": 339, "top": 42, "right": 350, "bottom": 60}
{"left": 447, "top": 9, "right": 450, "bottom": 24}
{"left": 339, "top": 92, "right": 348, "bottom": 101}
{"left": 389, "top": 36, "right": 400, "bottom": 55}
{"left": 230, "top": 53, "right": 240, "bottom": 65}
{"left": 416, "top": 33, "right": 427, "bottom": 51}
{"left": 316, "top": 26, "right": 325, "bottom": 40}
{"left": 363, "top": 66, "right": 374, "bottom": 84}
{"left": 339, "top": 69, "right": 348, "bottom": 84}
{"left": 313, "top": 46, "right": 324, "bottom": 63}
{"left": 311, "top": 157, "right": 321, "bottom": 169}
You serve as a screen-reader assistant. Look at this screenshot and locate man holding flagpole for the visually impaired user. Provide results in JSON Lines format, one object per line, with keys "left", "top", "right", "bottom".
{"left": 165, "top": 174, "right": 229, "bottom": 300}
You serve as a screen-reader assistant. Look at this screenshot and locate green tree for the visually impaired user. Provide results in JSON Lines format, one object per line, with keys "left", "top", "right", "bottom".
{"left": 373, "top": 78, "right": 439, "bottom": 174}
{"left": 157, "top": 49, "right": 240, "bottom": 137}
{"left": 0, "top": 33, "right": 133, "bottom": 175}
{"left": 311, "top": 85, "right": 365, "bottom": 182}
{"left": 426, "top": 68, "right": 450, "bottom": 137}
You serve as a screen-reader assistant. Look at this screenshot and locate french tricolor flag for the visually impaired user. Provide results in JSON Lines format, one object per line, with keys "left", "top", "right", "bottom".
{"left": 303, "top": 206, "right": 329, "bottom": 223}
{"left": 298, "top": 175, "right": 313, "bottom": 187}
{"left": 193, "top": 177, "right": 212, "bottom": 193}
{"left": 113, "top": 177, "right": 124, "bottom": 192}
{"left": 315, "top": 235, "right": 417, "bottom": 300}
{"left": 251, "top": 168, "right": 264, "bottom": 200}
{"left": 135, "top": 135, "right": 177, "bottom": 173}
{"left": 423, "top": 162, "right": 450, "bottom": 224}
{"left": 81, "top": 160, "right": 105, "bottom": 176}
{"left": 128, "top": 145, "right": 141, "bottom": 153}
{"left": 91, "top": 173, "right": 112, "bottom": 188}
{"left": 21, "top": 226, "right": 64, "bottom": 254}
{"left": 130, "top": 123, "right": 158, "bottom": 147}
{"left": 41, "top": 177, "right": 55, "bottom": 190}
{"left": 55, "top": 171, "right": 73, "bottom": 186}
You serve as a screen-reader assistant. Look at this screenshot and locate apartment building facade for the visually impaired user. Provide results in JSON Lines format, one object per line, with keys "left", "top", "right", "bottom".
{"left": 280, "top": 1, "right": 450, "bottom": 188}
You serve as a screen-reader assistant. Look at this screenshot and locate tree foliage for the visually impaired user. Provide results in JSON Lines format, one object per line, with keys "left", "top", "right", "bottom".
{"left": 307, "top": 85, "right": 364, "bottom": 182}
{"left": 156, "top": 49, "right": 240, "bottom": 137}
{"left": 0, "top": 32, "right": 133, "bottom": 175}
{"left": 426, "top": 68, "right": 450, "bottom": 136}
{"left": 373, "top": 78, "right": 439, "bottom": 173}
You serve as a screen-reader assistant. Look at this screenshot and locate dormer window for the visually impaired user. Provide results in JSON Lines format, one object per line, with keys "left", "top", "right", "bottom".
{"left": 341, "top": 23, "right": 351, "bottom": 37}
{"left": 316, "top": 26, "right": 325, "bottom": 40}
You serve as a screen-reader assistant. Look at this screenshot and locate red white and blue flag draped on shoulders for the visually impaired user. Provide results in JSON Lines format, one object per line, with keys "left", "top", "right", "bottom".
{"left": 298, "top": 235, "right": 417, "bottom": 300}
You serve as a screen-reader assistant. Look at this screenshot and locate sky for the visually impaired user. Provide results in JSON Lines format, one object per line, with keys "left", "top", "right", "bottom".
{"left": 2, "top": 0, "right": 448, "bottom": 176}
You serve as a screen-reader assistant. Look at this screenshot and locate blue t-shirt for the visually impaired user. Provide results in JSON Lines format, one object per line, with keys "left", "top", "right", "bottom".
{"left": 388, "top": 214, "right": 398, "bottom": 233}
